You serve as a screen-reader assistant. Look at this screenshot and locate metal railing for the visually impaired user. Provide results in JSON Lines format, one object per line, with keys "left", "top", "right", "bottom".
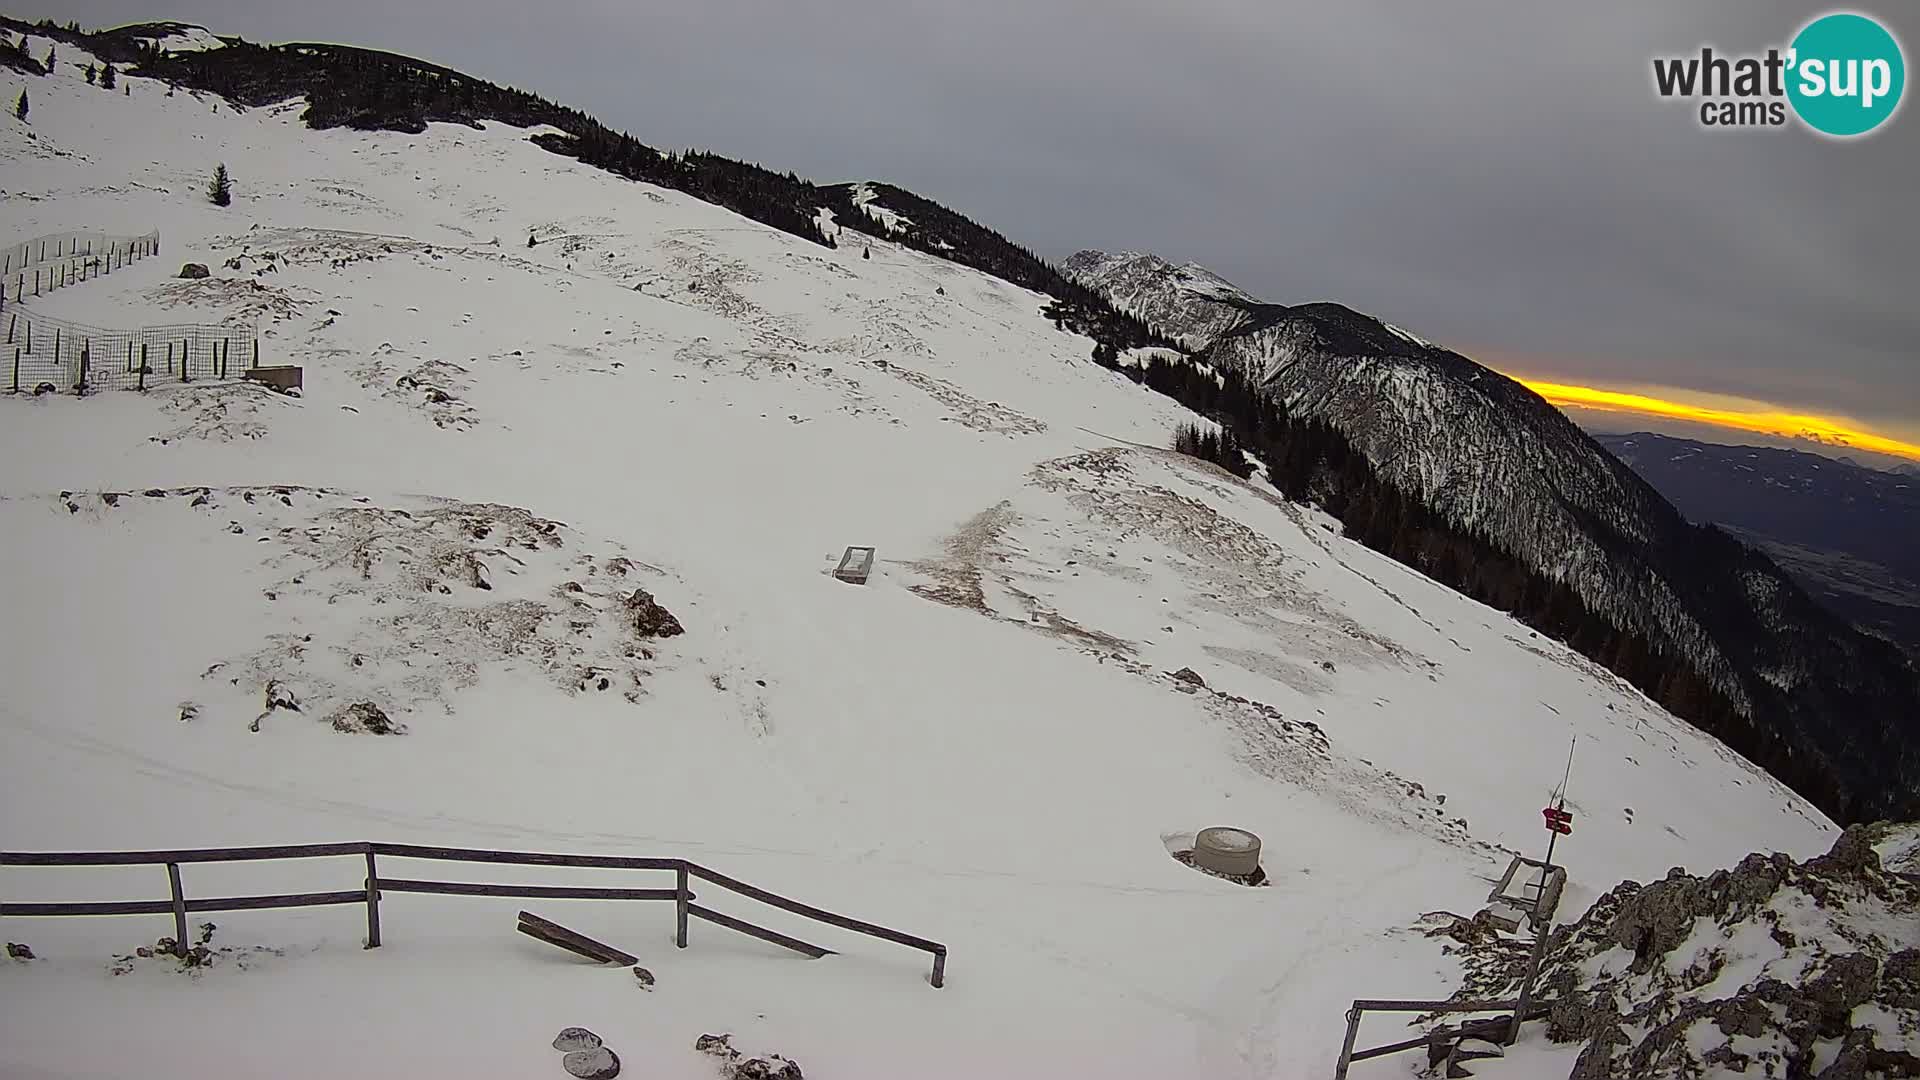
{"left": 0, "top": 841, "right": 947, "bottom": 987}
{"left": 1331, "top": 998, "right": 1542, "bottom": 1079}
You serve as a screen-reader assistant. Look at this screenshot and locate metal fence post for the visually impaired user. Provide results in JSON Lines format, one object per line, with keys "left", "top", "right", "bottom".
{"left": 931, "top": 947, "right": 946, "bottom": 988}
{"left": 10, "top": 348, "right": 18, "bottom": 393}
{"left": 364, "top": 848, "right": 382, "bottom": 948}
{"left": 165, "top": 863, "right": 190, "bottom": 958}
{"left": 138, "top": 344, "right": 147, "bottom": 391}
{"left": 252, "top": 337, "right": 259, "bottom": 369}
{"left": 675, "top": 863, "right": 689, "bottom": 948}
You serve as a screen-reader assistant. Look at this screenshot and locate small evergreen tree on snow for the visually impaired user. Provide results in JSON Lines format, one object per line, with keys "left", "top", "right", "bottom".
{"left": 862, "top": 246, "right": 870, "bottom": 260}
{"left": 14, "top": 88, "right": 26, "bottom": 122}
{"left": 100, "top": 63, "right": 115, "bottom": 90}
{"left": 208, "top": 163, "right": 232, "bottom": 207}
{"left": 84, "top": 62, "right": 95, "bottom": 84}
{"left": 43, "top": 45, "right": 55, "bottom": 74}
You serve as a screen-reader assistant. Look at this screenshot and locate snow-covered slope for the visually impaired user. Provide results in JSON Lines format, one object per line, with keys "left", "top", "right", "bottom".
{"left": 1065, "top": 250, "right": 1920, "bottom": 827}
{"left": 1061, "top": 250, "right": 1263, "bottom": 351}
{"left": 0, "top": 30, "right": 1836, "bottom": 1080}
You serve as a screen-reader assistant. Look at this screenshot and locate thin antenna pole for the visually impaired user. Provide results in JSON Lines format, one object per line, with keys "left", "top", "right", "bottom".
{"left": 1556, "top": 736, "right": 1576, "bottom": 804}
{"left": 1544, "top": 736, "right": 1575, "bottom": 869}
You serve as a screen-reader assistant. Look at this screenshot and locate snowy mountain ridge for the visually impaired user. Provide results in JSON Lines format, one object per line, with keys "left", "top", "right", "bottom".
{"left": 1064, "top": 250, "right": 1920, "bottom": 825}
{"left": 0, "top": 21, "right": 1858, "bottom": 1080}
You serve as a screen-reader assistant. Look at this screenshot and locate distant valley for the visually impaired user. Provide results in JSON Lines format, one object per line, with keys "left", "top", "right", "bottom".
{"left": 1597, "top": 432, "right": 1920, "bottom": 655}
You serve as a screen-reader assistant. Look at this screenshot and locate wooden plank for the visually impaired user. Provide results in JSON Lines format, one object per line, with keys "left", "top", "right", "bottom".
{"left": 0, "top": 842, "right": 370, "bottom": 866}
{"left": 1349, "top": 1034, "right": 1435, "bottom": 1063}
{"left": 372, "top": 843, "right": 681, "bottom": 872}
{"left": 515, "top": 911, "right": 637, "bottom": 965}
{"left": 187, "top": 890, "right": 368, "bottom": 913}
{"left": 516, "top": 921, "right": 627, "bottom": 965}
{"left": 380, "top": 878, "right": 680, "bottom": 902}
{"left": 688, "top": 864, "right": 942, "bottom": 955}
{"left": 1, "top": 898, "right": 177, "bottom": 916}
{"left": 686, "top": 903, "right": 834, "bottom": 959}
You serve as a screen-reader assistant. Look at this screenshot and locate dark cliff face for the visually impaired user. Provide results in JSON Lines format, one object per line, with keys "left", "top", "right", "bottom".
{"left": 1070, "top": 250, "right": 1920, "bottom": 822}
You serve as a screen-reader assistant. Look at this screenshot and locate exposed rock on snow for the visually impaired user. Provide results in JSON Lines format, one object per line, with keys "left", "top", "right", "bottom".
{"left": 330, "top": 700, "right": 397, "bottom": 735}
{"left": 561, "top": 1047, "right": 620, "bottom": 1079}
{"left": 623, "top": 588, "right": 685, "bottom": 639}
{"left": 552, "top": 1028, "right": 603, "bottom": 1053}
{"left": 6, "top": 942, "right": 34, "bottom": 961}
{"left": 695, "top": 1034, "right": 803, "bottom": 1080}
{"left": 1448, "top": 824, "right": 1920, "bottom": 1079}
{"left": 42, "top": 486, "right": 687, "bottom": 727}
{"left": 178, "top": 262, "right": 209, "bottom": 279}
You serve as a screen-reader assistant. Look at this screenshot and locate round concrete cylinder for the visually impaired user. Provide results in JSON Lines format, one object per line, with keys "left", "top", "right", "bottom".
{"left": 1193, "top": 826, "right": 1262, "bottom": 876}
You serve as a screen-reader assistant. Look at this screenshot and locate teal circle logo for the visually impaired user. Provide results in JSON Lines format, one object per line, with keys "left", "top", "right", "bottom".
{"left": 1787, "top": 12, "right": 1905, "bottom": 137}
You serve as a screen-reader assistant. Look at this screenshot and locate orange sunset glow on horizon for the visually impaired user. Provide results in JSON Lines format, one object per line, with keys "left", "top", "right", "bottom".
{"left": 1507, "top": 377, "right": 1920, "bottom": 465}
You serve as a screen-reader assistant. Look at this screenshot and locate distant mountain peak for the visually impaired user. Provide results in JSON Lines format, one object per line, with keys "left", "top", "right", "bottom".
{"left": 1070, "top": 248, "right": 1920, "bottom": 823}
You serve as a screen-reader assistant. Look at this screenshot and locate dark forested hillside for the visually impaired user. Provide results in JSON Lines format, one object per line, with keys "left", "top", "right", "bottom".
{"left": 0, "top": 17, "right": 842, "bottom": 249}
{"left": 1077, "top": 253, "right": 1920, "bottom": 824}
{"left": 824, "top": 183, "right": 1174, "bottom": 351}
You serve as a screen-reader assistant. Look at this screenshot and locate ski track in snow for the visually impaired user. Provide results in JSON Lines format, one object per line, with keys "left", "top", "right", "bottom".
{"left": 0, "top": 35, "right": 1836, "bottom": 1080}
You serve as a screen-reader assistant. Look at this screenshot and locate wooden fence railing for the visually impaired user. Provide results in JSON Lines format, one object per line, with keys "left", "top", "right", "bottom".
{"left": 0, "top": 841, "right": 946, "bottom": 987}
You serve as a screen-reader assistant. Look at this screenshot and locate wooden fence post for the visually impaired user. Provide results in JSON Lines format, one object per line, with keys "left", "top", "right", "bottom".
{"left": 252, "top": 337, "right": 259, "bottom": 369}
{"left": 221, "top": 338, "right": 230, "bottom": 379}
{"left": 138, "top": 344, "right": 147, "bottom": 391}
{"left": 931, "top": 948, "right": 946, "bottom": 988}
{"left": 1507, "top": 923, "right": 1554, "bottom": 1045}
{"left": 1332, "top": 1004, "right": 1362, "bottom": 1080}
{"left": 675, "top": 864, "right": 689, "bottom": 948}
{"left": 166, "top": 863, "right": 190, "bottom": 958}
{"left": 364, "top": 849, "right": 382, "bottom": 948}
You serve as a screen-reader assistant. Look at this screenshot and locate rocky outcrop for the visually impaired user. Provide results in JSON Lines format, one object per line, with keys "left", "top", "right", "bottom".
{"left": 1448, "top": 824, "right": 1920, "bottom": 1079}
{"left": 624, "top": 588, "right": 684, "bottom": 639}
{"left": 695, "top": 1034, "right": 803, "bottom": 1080}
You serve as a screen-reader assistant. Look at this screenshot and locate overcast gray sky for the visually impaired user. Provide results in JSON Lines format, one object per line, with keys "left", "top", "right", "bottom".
{"left": 18, "top": 1, "right": 1919, "bottom": 446}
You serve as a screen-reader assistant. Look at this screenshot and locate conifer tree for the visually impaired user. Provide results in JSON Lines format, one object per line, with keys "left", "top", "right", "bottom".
{"left": 44, "top": 44, "right": 55, "bottom": 74}
{"left": 100, "top": 62, "right": 116, "bottom": 90}
{"left": 14, "top": 87, "right": 26, "bottom": 121}
{"left": 208, "top": 162, "right": 232, "bottom": 206}
{"left": 84, "top": 62, "right": 95, "bottom": 84}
